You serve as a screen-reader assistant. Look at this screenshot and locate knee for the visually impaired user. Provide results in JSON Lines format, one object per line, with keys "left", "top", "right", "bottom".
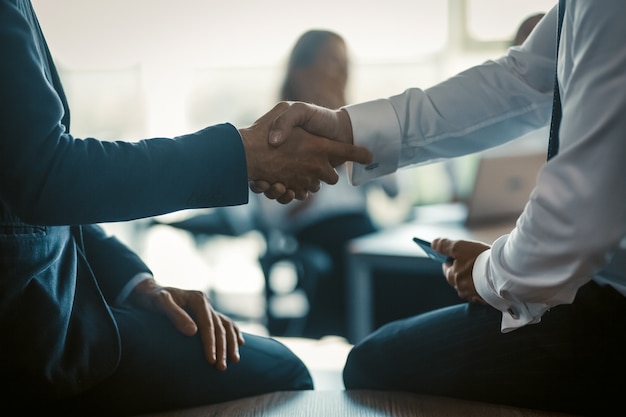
{"left": 266, "top": 339, "right": 314, "bottom": 391}
{"left": 342, "top": 340, "right": 380, "bottom": 390}
{"left": 233, "top": 335, "right": 314, "bottom": 393}
{"left": 287, "top": 361, "right": 314, "bottom": 391}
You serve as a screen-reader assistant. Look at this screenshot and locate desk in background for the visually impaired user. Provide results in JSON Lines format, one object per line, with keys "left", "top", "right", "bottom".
{"left": 346, "top": 203, "right": 516, "bottom": 344}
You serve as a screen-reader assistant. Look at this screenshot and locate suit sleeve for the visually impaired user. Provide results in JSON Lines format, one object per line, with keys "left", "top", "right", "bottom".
{"left": 0, "top": 1, "right": 249, "bottom": 226}
{"left": 78, "top": 224, "right": 152, "bottom": 303}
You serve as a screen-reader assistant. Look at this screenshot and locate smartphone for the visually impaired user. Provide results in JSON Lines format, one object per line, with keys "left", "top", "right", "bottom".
{"left": 412, "top": 237, "right": 453, "bottom": 263}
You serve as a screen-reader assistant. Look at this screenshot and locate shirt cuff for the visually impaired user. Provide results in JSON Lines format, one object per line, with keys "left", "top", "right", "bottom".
{"left": 343, "top": 99, "right": 401, "bottom": 186}
{"left": 115, "top": 272, "right": 153, "bottom": 305}
{"left": 473, "top": 249, "right": 541, "bottom": 333}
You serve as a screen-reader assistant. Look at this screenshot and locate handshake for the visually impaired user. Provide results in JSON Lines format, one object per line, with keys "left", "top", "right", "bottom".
{"left": 239, "top": 101, "right": 370, "bottom": 204}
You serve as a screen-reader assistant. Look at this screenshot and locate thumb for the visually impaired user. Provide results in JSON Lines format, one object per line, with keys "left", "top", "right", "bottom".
{"left": 269, "top": 101, "right": 335, "bottom": 147}
{"left": 268, "top": 101, "right": 300, "bottom": 147}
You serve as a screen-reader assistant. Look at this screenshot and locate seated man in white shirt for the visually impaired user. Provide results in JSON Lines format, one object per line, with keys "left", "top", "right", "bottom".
{"left": 254, "top": 2, "right": 626, "bottom": 416}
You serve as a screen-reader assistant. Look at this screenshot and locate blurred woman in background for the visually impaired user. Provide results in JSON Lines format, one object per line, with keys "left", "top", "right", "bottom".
{"left": 257, "top": 30, "right": 399, "bottom": 339}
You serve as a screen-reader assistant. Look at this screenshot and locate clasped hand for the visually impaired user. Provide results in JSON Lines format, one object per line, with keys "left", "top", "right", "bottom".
{"left": 241, "top": 101, "right": 368, "bottom": 204}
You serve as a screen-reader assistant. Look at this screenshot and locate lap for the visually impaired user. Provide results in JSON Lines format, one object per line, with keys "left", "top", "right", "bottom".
{"left": 60, "top": 307, "right": 313, "bottom": 416}
{"left": 343, "top": 281, "right": 626, "bottom": 416}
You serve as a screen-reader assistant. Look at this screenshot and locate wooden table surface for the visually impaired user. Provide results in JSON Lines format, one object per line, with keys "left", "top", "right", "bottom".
{"left": 139, "top": 390, "right": 580, "bottom": 417}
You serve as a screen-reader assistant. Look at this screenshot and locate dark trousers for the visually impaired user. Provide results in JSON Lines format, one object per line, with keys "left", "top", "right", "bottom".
{"left": 343, "top": 280, "right": 626, "bottom": 416}
{"left": 50, "top": 307, "right": 313, "bottom": 416}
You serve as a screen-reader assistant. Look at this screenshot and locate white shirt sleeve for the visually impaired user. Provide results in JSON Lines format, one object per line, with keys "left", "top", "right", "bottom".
{"left": 343, "top": 100, "right": 401, "bottom": 186}
{"left": 345, "top": 2, "right": 626, "bottom": 332}
{"left": 345, "top": 7, "right": 557, "bottom": 182}
{"left": 115, "top": 272, "right": 153, "bottom": 305}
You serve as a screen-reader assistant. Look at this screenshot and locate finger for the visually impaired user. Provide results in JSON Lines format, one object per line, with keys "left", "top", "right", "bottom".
{"left": 294, "top": 189, "right": 310, "bottom": 201}
{"left": 443, "top": 265, "right": 456, "bottom": 289}
{"left": 308, "top": 181, "right": 321, "bottom": 193}
{"left": 249, "top": 180, "right": 270, "bottom": 194}
{"left": 277, "top": 189, "right": 296, "bottom": 204}
{"left": 189, "top": 296, "right": 218, "bottom": 365}
{"left": 457, "top": 276, "right": 480, "bottom": 302}
{"left": 263, "top": 183, "right": 288, "bottom": 200}
{"left": 317, "top": 165, "right": 340, "bottom": 185}
{"left": 325, "top": 140, "right": 373, "bottom": 166}
{"left": 431, "top": 238, "right": 453, "bottom": 258}
{"left": 430, "top": 238, "right": 455, "bottom": 265}
{"left": 209, "top": 311, "right": 227, "bottom": 370}
{"left": 458, "top": 287, "right": 474, "bottom": 301}
{"left": 237, "top": 326, "right": 245, "bottom": 345}
{"left": 169, "top": 290, "right": 220, "bottom": 365}
{"left": 153, "top": 289, "right": 198, "bottom": 336}
{"left": 220, "top": 314, "right": 242, "bottom": 363}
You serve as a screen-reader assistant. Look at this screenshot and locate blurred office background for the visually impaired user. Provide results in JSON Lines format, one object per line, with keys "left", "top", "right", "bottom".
{"left": 31, "top": 0, "right": 555, "bottom": 341}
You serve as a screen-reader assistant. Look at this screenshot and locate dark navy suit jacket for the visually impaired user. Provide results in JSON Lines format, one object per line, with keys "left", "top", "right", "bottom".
{"left": 0, "top": 0, "right": 249, "bottom": 398}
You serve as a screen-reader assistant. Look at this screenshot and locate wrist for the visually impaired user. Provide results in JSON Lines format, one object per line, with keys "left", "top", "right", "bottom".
{"left": 117, "top": 272, "right": 154, "bottom": 306}
{"left": 238, "top": 127, "right": 258, "bottom": 180}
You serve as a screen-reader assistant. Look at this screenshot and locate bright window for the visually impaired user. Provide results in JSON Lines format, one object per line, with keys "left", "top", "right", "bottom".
{"left": 466, "top": 0, "right": 555, "bottom": 42}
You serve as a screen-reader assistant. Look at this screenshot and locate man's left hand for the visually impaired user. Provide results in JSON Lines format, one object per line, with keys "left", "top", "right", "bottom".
{"left": 129, "top": 278, "right": 244, "bottom": 371}
{"left": 431, "top": 238, "right": 490, "bottom": 303}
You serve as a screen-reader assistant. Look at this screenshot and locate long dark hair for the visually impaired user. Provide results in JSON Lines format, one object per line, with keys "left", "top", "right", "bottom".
{"left": 280, "top": 29, "right": 344, "bottom": 101}
{"left": 511, "top": 13, "right": 545, "bottom": 46}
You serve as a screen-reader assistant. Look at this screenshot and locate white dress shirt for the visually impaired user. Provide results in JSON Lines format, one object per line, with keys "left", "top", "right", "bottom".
{"left": 344, "top": 1, "right": 626, "bottom": 332}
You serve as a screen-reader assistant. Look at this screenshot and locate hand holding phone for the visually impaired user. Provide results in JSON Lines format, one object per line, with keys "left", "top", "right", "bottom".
{"left": 412, "top": 237, "right": 453, "bottom": 263}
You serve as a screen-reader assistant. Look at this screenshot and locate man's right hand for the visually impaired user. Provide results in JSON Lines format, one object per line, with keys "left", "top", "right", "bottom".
{"left": 240, "top": 102, "right": 369, "bottom": 203}
{"left": 268, "top": 101, "right": 354, "bottom": 150}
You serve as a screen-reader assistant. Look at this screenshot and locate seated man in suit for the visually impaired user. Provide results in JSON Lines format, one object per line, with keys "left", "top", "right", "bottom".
{"left": 0, "top": 1, "right": 371, "bottom": 416}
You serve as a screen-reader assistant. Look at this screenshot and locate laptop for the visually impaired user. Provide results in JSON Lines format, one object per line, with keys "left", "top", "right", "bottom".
{"left": 464, "top": 151, "right": 546, "bottom": 227}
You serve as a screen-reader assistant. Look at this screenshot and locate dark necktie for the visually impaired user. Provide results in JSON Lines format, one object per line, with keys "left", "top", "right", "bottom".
{"left": 547, "top": 0, "right": 566, "bottom": 160}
